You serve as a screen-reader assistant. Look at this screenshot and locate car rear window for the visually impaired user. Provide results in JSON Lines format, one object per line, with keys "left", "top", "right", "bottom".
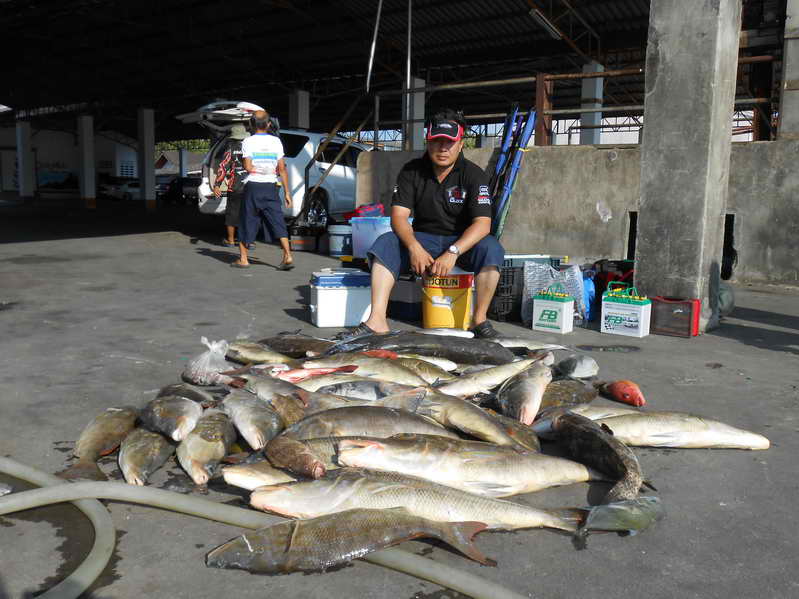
{"left": 280, "top": 133, "right": 309, "bottom": 158}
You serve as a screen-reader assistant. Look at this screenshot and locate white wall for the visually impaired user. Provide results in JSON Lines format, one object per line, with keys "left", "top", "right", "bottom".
{"left": 0, "top": 126, "right": 132, "bottom": 190}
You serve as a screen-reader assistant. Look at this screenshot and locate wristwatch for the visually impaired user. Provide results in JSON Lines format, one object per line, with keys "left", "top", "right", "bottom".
{"left": 447, "top": 245, "right": 460, "bottom": 256}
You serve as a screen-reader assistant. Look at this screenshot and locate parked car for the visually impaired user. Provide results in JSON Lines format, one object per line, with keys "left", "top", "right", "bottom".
{"left": 162, "top": 176, "right": 201, "bottom": 205}
{"left": 98, "top": 177, "right": 140, "bottom": 200}
{"left": 155, "top": 175, "right": 176, "bottom": 200}
{"left": 175, "top": 101, "right": 369, "bottom": 225}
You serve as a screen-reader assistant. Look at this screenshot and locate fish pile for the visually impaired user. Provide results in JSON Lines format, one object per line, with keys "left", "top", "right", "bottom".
{"left": 58, "top": 329, "right": 770, "bottom": 576}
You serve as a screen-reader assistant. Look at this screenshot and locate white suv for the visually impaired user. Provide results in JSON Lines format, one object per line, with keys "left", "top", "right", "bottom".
{"left": 176, "top": 101, "right": 368, "bottom": 225}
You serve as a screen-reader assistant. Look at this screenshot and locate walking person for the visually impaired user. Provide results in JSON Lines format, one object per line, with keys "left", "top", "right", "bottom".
{"left": 232, "top": 110, "right": 294, "bottom": 270}
{"left": 342, "top": 108, "right": 504, "bottom": 338}
{"left": 213, "top": 123, "right": 249, "bottom": 247}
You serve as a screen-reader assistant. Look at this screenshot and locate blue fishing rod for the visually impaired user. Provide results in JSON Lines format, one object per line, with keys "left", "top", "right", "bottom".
{"left": 493, "top": 108, "right": 536, "bottom": 239}
{"left": 489, "top": 104, "right": 518, "bottom": 201}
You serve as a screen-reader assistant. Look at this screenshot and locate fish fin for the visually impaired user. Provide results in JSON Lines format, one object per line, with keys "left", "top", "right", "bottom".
{"left": 221, "top": 452, "right": 253, "bottom": 465}
{"left": 228, "top": 377, "right": 247, "bottom": 389}
{"left": 460, "top": 450, "right": 510, "bottom": 463}
{"left": 600, "top": 423, "right": 615, "bottom": 436}
{"left": 460, "top": 481, "right": 515, "bottom": 497}
{"left": 379, "top": 388, "right": 427, "bottom": 412}
{"left": 440, "top": 521, "right": 496, "bottom": 566}
{"left": 57, "top": 460, "right": 107, "bottom": 481}
{"left": 337, "top": 438, "right": 384, "bottom": 450}
{"left": 572, "top": 528, "right": 589, "bottom": 550}
{"left": 544, "top": 508, "right": 588, "bottom": 529}
{"left": 642, "top": 479, "right": 658, "bottom": 492}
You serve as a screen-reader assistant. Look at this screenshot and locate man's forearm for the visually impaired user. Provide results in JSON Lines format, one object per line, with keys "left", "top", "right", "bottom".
{"left": 280, "top": 167, "right": 290, "bottom": 194}
{"left": 451, "top": 218, "right": 491, "bottom": 255}
{"left": 392, "top": 214, "right": 420, "bottom": 251}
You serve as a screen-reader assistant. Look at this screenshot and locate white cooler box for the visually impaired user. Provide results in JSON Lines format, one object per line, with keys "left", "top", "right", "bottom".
{"left": 310, "top": 268, "right": 372, "bottom": 328}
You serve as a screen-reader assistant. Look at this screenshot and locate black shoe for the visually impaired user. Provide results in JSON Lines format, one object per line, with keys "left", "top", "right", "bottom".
{"left": 470, "top": 320, "right": 500, "bottom": 339}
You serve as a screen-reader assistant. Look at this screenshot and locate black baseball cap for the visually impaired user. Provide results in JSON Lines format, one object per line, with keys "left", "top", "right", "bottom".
{"left": 426, "top": 119, "right": 464, "bottom": 141}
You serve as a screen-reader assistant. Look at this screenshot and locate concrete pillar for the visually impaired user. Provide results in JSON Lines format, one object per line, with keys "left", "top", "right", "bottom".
{"left": 477, "top": 135, "right": 495, "bottom": 148}
{"left": 534, "top": 73, "right": 553, "bottom": 146}
{"left": 15, "top": 121, "right": 35, "bottom": 198}
{"left": 137, "top": 108, "right": 156, "bottom": 211}
{"left": 402, "top": 76, "right": 425, "bottom": 151}
{"left": 288, "top": 89, "right": 310, "bottom": 129}
{"left": 779, "top": 0, "right": 799, "bottom": 139}
{"left": 636, "top": 0, "right": 742, "bottom": 331}
{"left": 178, "top": 147, "right": 189, "bottom": 177}
{"left": 78, "top": 115, "right": 96, "bottom": 209}
{"left": 580, "top": 61, "right": 604, "bottom": 145}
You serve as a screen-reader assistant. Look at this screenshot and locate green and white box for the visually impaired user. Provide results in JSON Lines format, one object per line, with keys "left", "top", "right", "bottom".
{"left": 532, "top": 290, "right": 574, "bottom": 334}
{"left": 601, "top": 289, "right": 651, "bottom": 338}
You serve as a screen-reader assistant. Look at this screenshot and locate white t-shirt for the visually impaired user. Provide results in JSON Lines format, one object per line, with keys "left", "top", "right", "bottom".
{"left": 241, "top": 133, "right": 285, "bottom": 184}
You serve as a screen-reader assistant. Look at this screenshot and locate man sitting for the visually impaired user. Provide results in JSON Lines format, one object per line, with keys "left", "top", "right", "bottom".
{"left": 347, "top": 108, "right": 505, "bottom": 339}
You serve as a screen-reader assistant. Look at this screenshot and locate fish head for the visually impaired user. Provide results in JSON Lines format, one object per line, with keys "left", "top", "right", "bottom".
{"left": 206, "top": 532, "right": 281, "bottom": 572}
{"left": 610, "top": 380, "right": 646, "bottom": 407}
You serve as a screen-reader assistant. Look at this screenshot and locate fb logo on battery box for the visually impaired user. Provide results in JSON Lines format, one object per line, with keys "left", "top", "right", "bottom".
{"left": 539, "top": 309, "right": 558, "bottom": 322}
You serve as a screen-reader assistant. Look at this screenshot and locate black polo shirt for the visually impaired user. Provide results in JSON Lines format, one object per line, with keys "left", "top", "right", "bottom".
{"left": 391, "top": 153, "right": 492, "bottom": 236}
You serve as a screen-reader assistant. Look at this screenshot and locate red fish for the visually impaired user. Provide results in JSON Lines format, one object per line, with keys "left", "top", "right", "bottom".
{"left": 271, "top": 365, "right": 358, "bottom": 383}
{"left": 360, "top": 349, "right": 398, "bottom": 359}
{"left": 595, "top": 380, "right": 646, "bottom": 407}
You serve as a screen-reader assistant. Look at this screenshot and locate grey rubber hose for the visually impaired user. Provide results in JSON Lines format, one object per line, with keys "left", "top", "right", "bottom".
{"left": 0, "top": 470, "right": 527, "bottom": 599}
{"left": 0, "top": 457, "right": 116, "bottom": 599}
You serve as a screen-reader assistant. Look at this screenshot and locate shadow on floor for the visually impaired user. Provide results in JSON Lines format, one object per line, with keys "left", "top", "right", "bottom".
{"left": 727, "top": 305, "right": 799, "bottom": 332}
{"left": 709, "top": 319, "right": 799, "bottom": 356}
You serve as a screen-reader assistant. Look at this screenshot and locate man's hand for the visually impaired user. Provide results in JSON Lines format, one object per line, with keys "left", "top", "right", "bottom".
{"left": 409, "top": 244, "right": 434, "bottom": 276}
{"left": 213, "top": 186, "right": 222, "bottom": 198}
{"left": 430, "top": 251, "right": 458, "bottom": 277}
{"left": 284, "top": 193, "right": 292, "bottom": 208}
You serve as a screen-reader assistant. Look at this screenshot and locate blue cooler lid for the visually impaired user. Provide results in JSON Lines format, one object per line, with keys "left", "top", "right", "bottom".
{"left": 311, "top": 268, "right": 371, "bottom": 288}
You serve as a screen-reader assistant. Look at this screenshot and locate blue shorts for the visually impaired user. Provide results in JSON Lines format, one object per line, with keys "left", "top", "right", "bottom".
{"left": 367, "top": 230, "right": 505, "bottom": 279}
{"left": 239, "top": 182, "right": 288, "bottom": 244}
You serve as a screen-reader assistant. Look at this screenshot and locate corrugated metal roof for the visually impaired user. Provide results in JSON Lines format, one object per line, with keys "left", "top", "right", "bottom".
{"left": 1, "top": 0, "right": 781, "bottom": 138}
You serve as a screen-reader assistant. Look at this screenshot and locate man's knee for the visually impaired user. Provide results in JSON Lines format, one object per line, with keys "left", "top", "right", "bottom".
{"left": 370, "top": 231, "right": 401, "bottom": 253}
{"left": 472, "top": 235, "right": 505, "bottom": 264}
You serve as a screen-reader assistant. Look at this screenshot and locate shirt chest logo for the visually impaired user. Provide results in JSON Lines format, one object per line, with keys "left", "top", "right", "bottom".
{"left": 446, "top": 186, "right": 465, "bottom": 204}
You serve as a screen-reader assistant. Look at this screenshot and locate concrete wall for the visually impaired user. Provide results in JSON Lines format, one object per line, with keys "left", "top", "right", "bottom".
{"left": 357, "top": 140, "right": 799, "bottom": 283}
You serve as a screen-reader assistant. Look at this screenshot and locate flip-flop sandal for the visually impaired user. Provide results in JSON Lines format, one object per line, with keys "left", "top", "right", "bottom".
{"left": 222, "top": 240, "right": 236, "bottom": 247}
{"left": 277, "top": 262, "right": 295, "bottom": 271}
{"left": 230, "top": 262, "right": 250, "bottom": 269}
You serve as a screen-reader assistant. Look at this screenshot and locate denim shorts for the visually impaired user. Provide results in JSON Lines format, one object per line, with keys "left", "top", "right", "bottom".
{"left": 367, "top": 230, "right": 505, "bottom": 279}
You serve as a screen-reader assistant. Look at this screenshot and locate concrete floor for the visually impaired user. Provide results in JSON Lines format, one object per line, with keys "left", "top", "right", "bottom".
{"left": 1, "top": 202, "right": 798, "bottom": 599}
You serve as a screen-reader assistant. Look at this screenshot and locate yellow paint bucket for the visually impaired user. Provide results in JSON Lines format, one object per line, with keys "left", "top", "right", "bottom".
{"left": 422, "top": 273, "right": 474, "bottom": 330}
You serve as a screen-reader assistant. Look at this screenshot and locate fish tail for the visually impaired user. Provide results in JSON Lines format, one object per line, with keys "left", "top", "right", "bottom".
{"left": 57, "top": 460, "right": 107, "bottom": 481}
{"left": 440, "top": 521, "right": 496, "bottom": 567}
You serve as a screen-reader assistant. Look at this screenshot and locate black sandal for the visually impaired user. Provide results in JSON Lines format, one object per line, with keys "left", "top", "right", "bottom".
{"left": 470, "top": 320, "right": 500, "bottom": 339}
{"left": 333, "top": 322, "right": 384, "bottom": 340}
